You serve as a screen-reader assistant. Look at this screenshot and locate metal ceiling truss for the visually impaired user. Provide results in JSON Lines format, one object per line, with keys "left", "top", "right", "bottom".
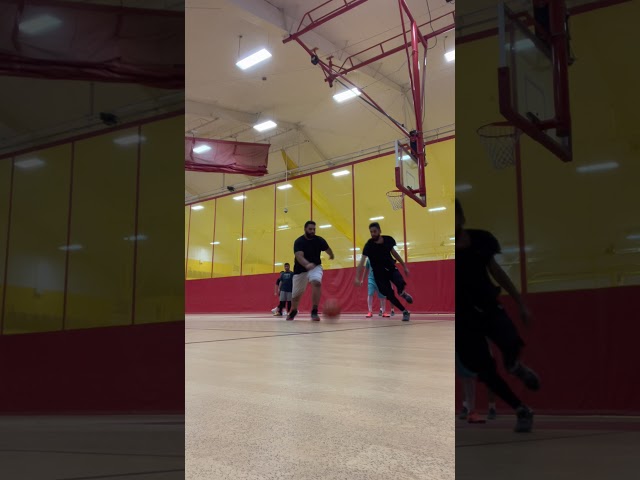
{"left": 283, "top": 0, "right": 454, "bottom": 202}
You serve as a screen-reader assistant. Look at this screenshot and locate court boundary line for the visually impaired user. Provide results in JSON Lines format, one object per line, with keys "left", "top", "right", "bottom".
{"left": 185, "top": 318, "right": 446, "bottom": 334}
{"left": 185, "top": 321, "right": 445, "bottom": 345}
{"left": 0, "top": 448, "right": 183, "bottom": 459}
{"left": 54, "top": 468, "right": 185, "bottom": 480}
{"left": 456, "top": 429, "right": 636, "bottom": 449}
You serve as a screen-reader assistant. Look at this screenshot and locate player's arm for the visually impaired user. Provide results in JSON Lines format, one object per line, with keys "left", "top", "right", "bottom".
{"left": 295, "top": 251, "right": 315, "bottom": 271}
{"left": 321, "top": 238, "right": 335, "bottom": 260}
{"left": 354, "top": 255, "right": 367, "bottom": 286}
{"left": 391, "top": 248, "right": 410, "bottom": 276}
{"left": 488, "top": 257, "right": 532, "bottom": 325}
{"left": 275, "top": 275, "right": 281, "bottom": 295}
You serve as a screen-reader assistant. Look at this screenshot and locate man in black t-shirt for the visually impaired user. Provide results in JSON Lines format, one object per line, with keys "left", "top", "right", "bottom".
{"left": 287, "top": 220, "right": 334, "bottom": 321}
{"left": 274, "top": 263, "right": 294, "bottom": 316}
{"left": 456, "top": 198, "right": 539, "bottom": 433}
{"left": 354, "top": 222, "right": 413, "bottom": 321}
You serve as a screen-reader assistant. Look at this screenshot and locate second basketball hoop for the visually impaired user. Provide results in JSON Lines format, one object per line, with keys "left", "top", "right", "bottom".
{"left": 477, "top": 122, "right": 521, "bottom": 170}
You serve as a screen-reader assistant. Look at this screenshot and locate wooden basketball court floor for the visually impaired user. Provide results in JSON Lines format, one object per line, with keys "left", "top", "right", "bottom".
{"left": 0, "top": 415, "right": 184, "bottom": 479}
{"left": 456, "top": 414, "right": 640, "bottom": 478}
{"left": 186, "top": 313, "right": 455, "bottom": 480}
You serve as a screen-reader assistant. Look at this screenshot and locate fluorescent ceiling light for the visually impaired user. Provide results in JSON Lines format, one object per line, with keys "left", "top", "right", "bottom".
{"left": 455, "top": 184, "right": 472, "bottom": 192}
{"left": 333, "top": 88, "right": 361, "bottom": 103}
{"left": 429, "top": 206, "right": 447, "bottom": 212}
{"left": 332, "top": 170, "right": 350, "bottom": 177}
{"left": 445, "top": 50, "right": 455, "bottom": 62}
{"left": 238, "top": 237, "right": 247, "bottom": 241}
{"left": 59, "top": 244, "right": 83, "bottom": 251}
{"left": 576, "top": 162, "right": 619, "bottom": 173}
{"left": 369, "top": 216, "right": 384, "bottom": 221}
{"left": 15, "top": 158, "right": 45, "bottom": 169}
{"left": 277, "top": 184, "right": 292, "bottom": 190}
{"left": 319, "top": 224, "right": 331, "bottom": 229}
{"left": 274, "top": 262, "right": 284, "bottom": 266}
{"left": 114, "top": 134, "right": 145, "bottom": 146}
{"left": 449, "top": 237, "right": 455, "bottom": 241}
{"left": 278, "top": 225, "right": 289, "bottom": 229}
{"left": 401, "top": 154, "right": 412, "bottom": 161}
{"left": 233, "top": 195, "right": 246, "bottom": 201}
{"left": 123, "top": 234, "right": 147, "bottom": 241}
{"left": 19, "top": 14, "right": 62, "bottom": 35}
{"left": 236, "top": 48, "right": 272, "bottom": 70}
{"left": 193, "top": 145, "right": 211, "bottom": 154}
{"left": 627, "top": 234, "right": 640, "bottom": 241}
{"left": 191, "top": 205, "right": 204, "bottom": 211}
{"left": 253, "top": 120, "right": 277, "bottom": 132}
{"left": 210, "top": 241, "right": 220, "bottom": 245}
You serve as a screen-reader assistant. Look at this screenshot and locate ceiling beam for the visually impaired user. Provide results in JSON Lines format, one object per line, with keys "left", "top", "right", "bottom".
{"left": 186, "top": 99, "right": 258, "bottom": 124}
{"left": 225, "top": 0, "right": 406, "bottom": 93}
{"left": 186, "top": 99, "right": 298, "bottom": 131}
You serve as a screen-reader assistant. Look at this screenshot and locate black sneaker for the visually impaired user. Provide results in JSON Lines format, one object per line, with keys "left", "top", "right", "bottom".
{"left": 512, "top": 363, "right": 541, "bottom": 391}
{"left": 400, "top": 291, "right": 413, "bottom": 304}
{"left": 311, "top": 310, "right": 320, "bottom": 321}
{"left": 458, "top": 406, "right": 469, "bottom": 420}
{"left": 378, "top": 308, "right": 383, "bottom": 316}
{"left": 402, "top": 310, "right": 411, "bottom": 322}
{"left": 286, "top": 309, "right": 298, "bottom": 321}
{"left": 515, "top": 406, "right": 534, "bottom": 433}
{"left": 487, "top": 407, "right": 497, "bottom": 420}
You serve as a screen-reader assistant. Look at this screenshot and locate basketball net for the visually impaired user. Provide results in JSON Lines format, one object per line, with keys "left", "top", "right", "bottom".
{"left": 386, "top": 190, "right": 404, "bottom": 210}
{"left": 477, "top": 122, "right": 521, "bottom": 169}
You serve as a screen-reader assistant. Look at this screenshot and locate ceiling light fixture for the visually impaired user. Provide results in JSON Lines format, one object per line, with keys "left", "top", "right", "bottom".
{"left": 333, "top": 88, "right": 361, "bottom": 103}
{"left": 236, "top": 48, "right": 272, "bottom": 70}
{"left": 193, "top": 145, "right": 211, "bottom": 154}
{"left": 253, "top": 120, "right": 277, "bottom": 132}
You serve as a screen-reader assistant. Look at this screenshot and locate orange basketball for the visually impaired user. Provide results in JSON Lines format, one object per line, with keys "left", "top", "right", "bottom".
{"left": 323, "top": 298, "right": 341, "bottom": 320}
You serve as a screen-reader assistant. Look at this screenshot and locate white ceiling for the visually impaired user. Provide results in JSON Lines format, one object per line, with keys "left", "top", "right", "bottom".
{"left": 0, "top": 0, "right": 184, "bottom": 157}
{"left": 185, "top": 0, "right": 456, "bottom": 202}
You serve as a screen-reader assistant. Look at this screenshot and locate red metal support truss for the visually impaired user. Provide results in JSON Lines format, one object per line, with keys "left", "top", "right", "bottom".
{"left": 283, "top": 0, "right": 455, "bottom": 204}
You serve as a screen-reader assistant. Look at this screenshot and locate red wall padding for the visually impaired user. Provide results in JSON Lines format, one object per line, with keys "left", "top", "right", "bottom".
{"left": 186, "top": 260, "right": 454, "bottom": 314}
{"left": 457, "top": 285, "right": 640, "bottom": 415}
{"left": 0, "top": 322, "right": 184, "bottom": 414}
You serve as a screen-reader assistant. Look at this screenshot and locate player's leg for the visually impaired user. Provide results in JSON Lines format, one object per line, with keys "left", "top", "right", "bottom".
{"left": 379, "top": 291, "right": 390, "bottom": 317}
{"left": 308, "top": 266, "right": 323, "bottom": 321}
{"left": 287, "top": 273, "right": 308, "bottom": 320}
{"left": 456, "top": 352, "right": 485, "bottom": 423}
{"left": 390, "top": 268, "right": 413, "bottom": 304}
{"left": 487, "top": 388, "right": 497, "bottom": 419}
{"left": 275, "top": 291, "right": 286, "bottom": 315}
{"left": 457, "top": 312, "right": 533, "bottom": 432}
{"left": 285, "top": 292, "right": 292, "bottom": 315}
{"left": 486, "top": 305, "right": 540, "bottom": 391}
{"left": 366, "top": 281, "right": 375, "bottom": 317}
{"left": 373, "top": 270, "right": 408, "bottom": 321}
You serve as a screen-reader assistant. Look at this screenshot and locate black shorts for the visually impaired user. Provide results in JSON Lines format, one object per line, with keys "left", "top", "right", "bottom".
{"left": 456, "top": 303, "right": 524, "bottom": 372}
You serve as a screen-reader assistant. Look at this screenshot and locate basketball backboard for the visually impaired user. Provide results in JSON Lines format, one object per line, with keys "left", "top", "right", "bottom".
{"left": 498, "top": 1, "right": 572, "bottom": 162}
{"left": 395, "top": 138, "right": 426, "bottom": 207}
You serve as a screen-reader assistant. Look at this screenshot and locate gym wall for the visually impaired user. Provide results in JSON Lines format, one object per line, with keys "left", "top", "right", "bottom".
{"left": 185, "top": 138, "right": 455, "bottom": 314}
{"left": 456, "top": 1, "right": 640, "bottom": 413}
{"left": 0, "top": 114, "right": 184, "bottom": 413}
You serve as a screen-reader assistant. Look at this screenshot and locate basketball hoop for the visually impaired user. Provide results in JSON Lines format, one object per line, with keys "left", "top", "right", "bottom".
{"left": 477, "top": 122, "right": 522, "bottom": 169}
{"left": 386, "top": 190, "right": 404, "bottom": 210}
